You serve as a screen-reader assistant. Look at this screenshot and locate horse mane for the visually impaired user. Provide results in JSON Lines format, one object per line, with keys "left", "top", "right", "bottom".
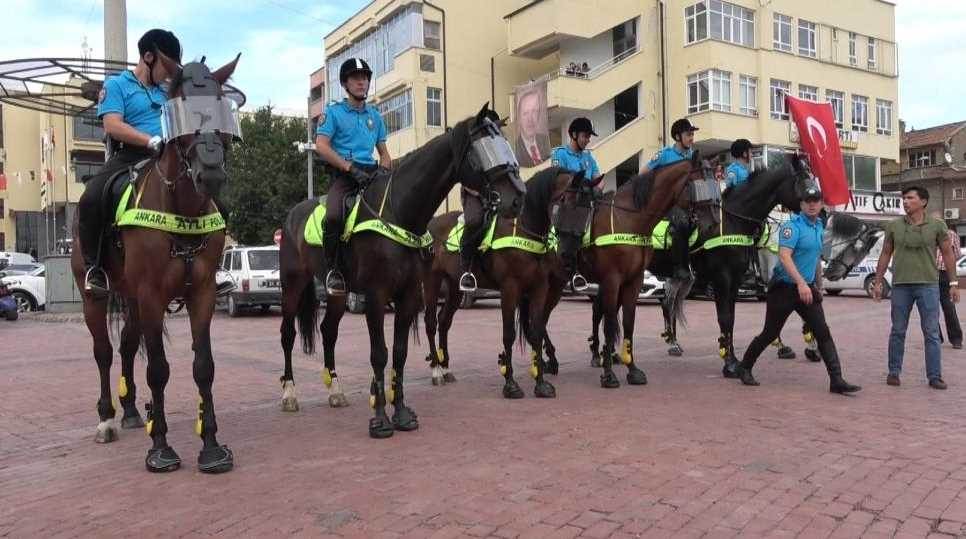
{"left": 624, "top": 171, "right": 654, "bottom": 209}
{"left": 521, "top": 166, "right": 563, "bottom": 231}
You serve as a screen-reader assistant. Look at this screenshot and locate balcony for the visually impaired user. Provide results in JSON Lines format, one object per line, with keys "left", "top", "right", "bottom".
{"left": 588, "top": 115, "right": 647, "bottom": 174}
{"left": 371, "top": 48, "right": 441, "bottom": 100}
{"left": 505, "top": 0, "right": 641, "bottom": 58}
{"left": 546, "top": 49, "right": 644, "bottom": 113}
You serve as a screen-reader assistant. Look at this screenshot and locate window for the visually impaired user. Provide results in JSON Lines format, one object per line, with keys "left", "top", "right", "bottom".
{"left": 613, "top": 18, "right": 638, "bottom": 58}
{"left": 248, "top": 250, "right": 279, "bottom": 271}
{"left": 419, "top": 54, "right": 435, "bottom": 72}
{"left": 0, "top": 198, "right": 4, "bottom": 220}
{"left": 851, "top": 94, "right": 868, "bottom": 132}
{"left": 848, "top": 32, "right": 857, "bottom": 65}
{"left": 685, "top": 2, "right": 708, "bottom": 43}
{"left": 423, "top": 20, "right": 441, "bottom": 50}
{"left": 0, "top": 232, "right": 4, "bottom": 251}
{"left": 867, "top": 37, "right": 877, "bottom": 70}
{"left": 798, "top": 19, "right": 817, "bottom": 57}
{"left": 798, "top": 84, "right": 818, "bottom": 102}
{"left": 739, "top": 75, "right": 757, "bottom": 116}
{"left": 709, "top": 1, "right": 755, "bottom": 46}
{"left": 842, "top": 154, "right": 877, "bottom": 190}
{"left": 687, "top": 70, "right": 731, "bottom": 113}
{"left": 876, "top": 99, "right": 892, "bottom": 135}
{"left": 909, "top": 149, "right": 936, "bottom": 168}
{"left": 72, "top": 160, "right": 102, "bottom": 183}
{"left": 769, "top": 79, "right": 790, "bottom": 120}
{"left": 230, "top": 251, "right": 242, "bottom": 271}
{"left": 773, "top": 13, "right": 792, "bottom": 52}
{"left": 826, "top": 90, "right": 845, "bottom": 128}
{"left": 426, "top": 87, "right": 442, "bottom": 127}
{"left": 377, "top": 90, "right": 413, "bottom": 134}
{"left": 954, "top": 187, "right": 966, "bottom": 200}
{"left": 72, "top": 112, "right": 104, "bottom": 141}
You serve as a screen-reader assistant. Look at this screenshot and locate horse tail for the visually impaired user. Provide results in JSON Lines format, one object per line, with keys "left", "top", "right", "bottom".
{"left": 107, "top": 292, "right": 126, "bottom": 347}
{"left": 663, "top": 276, "right": 694, "bottom": 329}
{"left": 409, "top": 299, "right": 421, "bottom": 346}
{"left": 517, "top": 296, "right": 531, "bottom": 351}
{"left": 297, "top": 282, "right": 319, "bottom": 355}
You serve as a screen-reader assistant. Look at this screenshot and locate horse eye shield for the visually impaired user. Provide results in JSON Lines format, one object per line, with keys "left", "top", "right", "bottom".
{"left": 162, "top": 95, "right": 243, "bottom": 142}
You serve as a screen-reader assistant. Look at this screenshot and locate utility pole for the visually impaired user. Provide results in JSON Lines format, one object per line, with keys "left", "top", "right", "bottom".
{"left": 293, "top": 96, "right": 317, "bottom": 200}
{"left": 104, "top": 0, "right": 128, "bottom": 65}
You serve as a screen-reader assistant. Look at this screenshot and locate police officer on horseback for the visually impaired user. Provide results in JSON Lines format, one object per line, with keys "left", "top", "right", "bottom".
{"left": 641, "top": 118, "right": 698, "bottom": 280}
{"left": 725, "top": 138, "right": 753, "bottom": 190}
{"left": 550, "top": 117, "right": 603, "bottom": 291}
{"left": 314, "top": 58, "right": 392, "bottom": 296}
{"left": 78, "top": 29, "right": 182, "bottom": 296}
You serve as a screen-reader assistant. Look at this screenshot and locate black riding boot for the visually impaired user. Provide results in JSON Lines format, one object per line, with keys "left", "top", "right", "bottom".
{"left": 323, "top": 226, "right": 346, "bottom": 296}
{"left": 78, "top": 202, "right": 108, "bottom": 297}
{"left": 817, "top": 339, "right": 861, "bottom": 394}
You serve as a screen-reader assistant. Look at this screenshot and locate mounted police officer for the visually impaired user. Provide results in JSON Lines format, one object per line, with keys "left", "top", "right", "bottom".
{"left": 78, "top": 28, "right": 182, "bottom": 296}
{"left": 641, "top": 118, "right": 698, "bottom": 280}
{"left": 735, "top": 186, "right": 861, "bottom": 394}
{"left": 725, "top": 138, "right": 753, "bottom": 190}
{"left": 550, "top": 117, "right": 603, "bottom": 291}
{"left": 314, "top": 58, "right": 392, "bottom": 296}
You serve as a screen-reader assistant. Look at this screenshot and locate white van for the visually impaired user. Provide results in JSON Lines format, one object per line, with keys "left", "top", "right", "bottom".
{"left": 0, "top": 252, "right": 37, "bottom": 270}
{"left": 218, "top": 245, "right": 281, "bottom": 317}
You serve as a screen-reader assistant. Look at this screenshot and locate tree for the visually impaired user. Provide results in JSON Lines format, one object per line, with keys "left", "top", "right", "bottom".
{"left": 224, "top": 106, "right": 327, "bottom": 245}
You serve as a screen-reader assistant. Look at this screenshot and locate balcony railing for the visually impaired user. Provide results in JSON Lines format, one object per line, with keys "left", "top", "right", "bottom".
{"left": 548, "top": 47, "right": 639, "bottom": 82}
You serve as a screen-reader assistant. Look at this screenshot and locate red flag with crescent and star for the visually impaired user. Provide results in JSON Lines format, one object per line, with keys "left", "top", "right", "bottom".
{"left": 785, "top": 95, "right": 850, "bottom": 205}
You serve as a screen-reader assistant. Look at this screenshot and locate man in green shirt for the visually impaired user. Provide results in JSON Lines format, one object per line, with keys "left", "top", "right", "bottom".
{"left": 873, "top": 186, "right": 959, "bottom": 389}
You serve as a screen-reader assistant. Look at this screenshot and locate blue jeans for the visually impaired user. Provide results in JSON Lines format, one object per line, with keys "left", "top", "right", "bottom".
{"left": 888, "top": 284, "right": 942, "bottom": 381}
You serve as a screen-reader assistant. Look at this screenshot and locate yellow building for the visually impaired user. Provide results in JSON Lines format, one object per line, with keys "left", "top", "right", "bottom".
{"left": 323, "top": 0, "right": 898, "bottom": 206}
{"left": 0, "top": 78, "right": 104, "bottom": 256}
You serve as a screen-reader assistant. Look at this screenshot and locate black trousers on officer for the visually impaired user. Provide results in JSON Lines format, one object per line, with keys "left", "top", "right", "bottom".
{"left": 323, "top": 163, "right": 376, "bottom": 272}
{"left": 741, "top": 281, "right": 845, "bottom": 379}
{"left": 459, "top": 190, "right": 486, "bottom": 273}
{"left": 78, "top": 147, "right": 153, "bottom": 265}
{"left": 939, "top": 270, "right": 963, "bottom": 346}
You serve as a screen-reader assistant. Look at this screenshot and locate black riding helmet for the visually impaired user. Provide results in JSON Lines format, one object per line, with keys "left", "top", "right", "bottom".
{"left": 730, "top": 138, "right": 752, "bottom": 158}
{"left": 670, "top": 118, "right": 699, "bottom": 140}
{"left": 568, "top": 117, "right": 598, "bottom": 137}
{"left": 138, "top": 29, "right": 182, "bottom": 63}
{"left": 339, "top": 58, "right": 373, "bottom": 84}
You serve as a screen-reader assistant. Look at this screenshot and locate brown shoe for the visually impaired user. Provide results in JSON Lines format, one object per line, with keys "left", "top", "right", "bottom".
{"left": 929, "top": 378, "right": 948, "bottom": 390}
{"left": 886, "top": 374, "right": 900, "bottom": 386}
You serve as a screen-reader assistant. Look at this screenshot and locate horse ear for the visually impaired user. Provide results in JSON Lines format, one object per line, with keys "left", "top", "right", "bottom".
{"left": 691, "top": 149, "right": 701, "bottom": 165}
{"left": 156, "top": 50, "right": 182, "bottom": 94}
{"left": 212, "top": 53, "right": 241, "bottom": 86}
{"left": 572, "top": 169, "right": 586, "bottom": 186}
{"left": 498, "top": 116, "right": 509, "bottom": 128}
{"left": 476, "top": 102, "right": 490, "bottom": 123}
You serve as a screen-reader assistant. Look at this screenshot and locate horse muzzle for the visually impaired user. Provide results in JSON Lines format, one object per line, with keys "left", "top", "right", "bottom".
{"left": 189, "top": 134, "right": 227, "bottom": 197}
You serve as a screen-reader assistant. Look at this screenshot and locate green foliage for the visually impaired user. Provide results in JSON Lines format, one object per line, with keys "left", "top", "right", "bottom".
{"left": 224, "top": 106, "right": 327, "bottom": 245}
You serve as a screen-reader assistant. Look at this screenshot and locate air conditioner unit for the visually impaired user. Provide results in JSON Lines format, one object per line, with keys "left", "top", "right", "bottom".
{"left": 944, "top": 208, "right": 959, "bottom": 220}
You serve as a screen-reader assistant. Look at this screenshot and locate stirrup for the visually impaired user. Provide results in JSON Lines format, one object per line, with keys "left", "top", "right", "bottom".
{"left": 325, "top": 269, "right": 347, "bottom": 297}
{"left": 571, "top": 273, "right": 589, "bottom": 292}
{"left": 84, "top": 266, "right": 110, "bottom": 297}
{"left": 458, "top": 272, "right": 477, "bottom": 293}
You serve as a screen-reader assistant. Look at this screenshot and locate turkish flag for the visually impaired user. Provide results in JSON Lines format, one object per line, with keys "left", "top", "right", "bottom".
{"left": 786, "top": 95, "right": 850, "bottom": 205}
{"left": 0, "top": 173, "right": 7, "bottom": 191}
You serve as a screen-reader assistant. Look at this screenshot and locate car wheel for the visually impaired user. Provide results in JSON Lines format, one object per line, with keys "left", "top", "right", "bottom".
{"left": 227, "top": 294, "right": 240, "bottom": 317}
{"left": 458, "top": 293, "right": 475, "bottom": 309}
{"left": 12, "top": 291, "right": 35, "bottom": 313}
{"left": 825, "top": 289, "right": 842, "bottom": 296}
{"left": 347, "top": 292, "right": 366, "bottom": 314}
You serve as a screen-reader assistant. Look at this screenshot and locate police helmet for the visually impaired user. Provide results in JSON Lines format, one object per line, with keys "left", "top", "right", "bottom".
{"left": 670, "top": 118, "right": 699, "bottom": 140}
{"left": 138, "top": 29, "right": 182, "bottom": 63}
{"left": 568, "top": 117, "right": 598, "bottom": 137}
{"left": 340, "top": 58, "right": 373, "bottom": 84}
{"left": 730, "top": 138, "right": 753, "bottom": 158}
{"left": 803, "top": 186, "right": 823, "bottom": 201}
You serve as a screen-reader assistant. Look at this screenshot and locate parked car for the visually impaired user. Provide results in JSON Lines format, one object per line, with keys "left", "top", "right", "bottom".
{"left": 0, "top": 282, "right": 19, "bottom": 320}
{"left": 218, "top": 245, "right": 281, "bottom": 317}
{"left": 0, "top": 251, "right": 36, "bottom": 270}
{"left": 956, "top": 255, "right": 966, "bottom": 278}
{"left": 581, "top": 270, "right": 666, "bottom": 302}
{"left": 1, "top": 266, "right": 46, "bottom": 312}
{"left": 0, "top": 263, "right": 44, "bottom": 278}
{"left": 823, "top": 258, "right": 893, "bottom": 298}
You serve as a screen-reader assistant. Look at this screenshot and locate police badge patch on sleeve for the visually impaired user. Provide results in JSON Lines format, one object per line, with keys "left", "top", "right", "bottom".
{"left": 781, "top": 227, "right": 793, "bottom": 239}
{"left": 98, "top": 88, "right": 106, "bottom": 104}
{"left": 366, "top": 117, "right": 374, "bottom": 130}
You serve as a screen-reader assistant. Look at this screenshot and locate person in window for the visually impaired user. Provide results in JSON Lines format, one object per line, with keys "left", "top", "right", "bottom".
{"left": 314, "top": 58, "right": 392, "bottom": 296}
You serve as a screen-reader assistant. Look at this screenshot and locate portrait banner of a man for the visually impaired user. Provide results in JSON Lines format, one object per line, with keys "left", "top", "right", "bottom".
{"left": 513, "top": 81, "right": 550, "bottom": 167}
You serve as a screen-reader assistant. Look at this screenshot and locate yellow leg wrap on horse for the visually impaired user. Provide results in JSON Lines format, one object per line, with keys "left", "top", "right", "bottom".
{"left": 387, "top": 369, "right": 396, "bottom": 404}
{"left": 529, "top": 351, "right": 539, "bottom": 379}
{"left": 118, "top": 376, "right": 128, "bottom": 398}
{"left": 500, "top": 364, "right": 507, "bottom": 376}
{"left": 145, "top": 419, "right": 154, "bottom": 436}
{"left": 803, "top": 331, "right": 815, "bottom": 343}
{"left": 620, "top": 339, "right": 633, "bottom": 365}
{"left": 719, "top": 347, "right": 728, "bottom": 359}
{"left": 322, "top": 368, "right": 333, "bottom": 388}
{"left": 436, "top": 348, "right": 445, "bottom": 364}
{"left": 194, "top": 399, "right": 203, "bottom": 437}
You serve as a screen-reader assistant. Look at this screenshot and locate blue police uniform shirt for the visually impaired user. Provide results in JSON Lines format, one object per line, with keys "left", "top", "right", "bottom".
{"left": 725, "top": 161, "right": 750, "bottom": 189}
{"left": 773, "top": 213, "right": 824, "bottom": 285}
{"left": 646, "top": 145, "right": 693, "bottom": 171}
{"left": 551, "top": 146, "right": 599, "bottom": 181}
{"left": 97, "top": 70, "right": 166, "bottom": 138}
{"left": 316, "top": 99, "right": 387, "bottom": 166}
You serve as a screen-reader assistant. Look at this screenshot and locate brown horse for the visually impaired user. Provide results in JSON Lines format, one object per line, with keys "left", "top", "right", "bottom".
{"left": 421, "top": 167, "right": 586, "bottom": 398}
{"left": 278, "top": 105, "right": 525, "bottom": 438}
{"left": 71, "top": 53, "right": 240, "bottom": 473}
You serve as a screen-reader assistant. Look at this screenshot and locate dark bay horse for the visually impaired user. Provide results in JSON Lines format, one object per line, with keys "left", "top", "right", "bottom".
{"left": 71, "top": 54, "right": 241, "bottom": 473}
{"left": 278, "top": 105, "right": 525, "bottom": 438}
{"left": 421, "top": 167, "right": 584, "bottom": 398}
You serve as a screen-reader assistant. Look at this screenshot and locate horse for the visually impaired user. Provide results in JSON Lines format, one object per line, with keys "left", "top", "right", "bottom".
{"left": 421, "top": 167, "right": 586, "bottom": 398}
{"left": 70, "top": 53, "right": 241, "bottom": 473}
{"left": 278, "top": 104, "right": 526, "bottom": 438}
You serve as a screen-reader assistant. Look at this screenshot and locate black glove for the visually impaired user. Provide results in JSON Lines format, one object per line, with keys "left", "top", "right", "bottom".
{"left": 348, "top": 165, "right": 372, "bottom": 185}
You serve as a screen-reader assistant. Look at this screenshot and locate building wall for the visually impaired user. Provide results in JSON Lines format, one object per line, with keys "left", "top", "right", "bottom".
{"left": 0, "top": 103, "right": 43, "bottom": 253}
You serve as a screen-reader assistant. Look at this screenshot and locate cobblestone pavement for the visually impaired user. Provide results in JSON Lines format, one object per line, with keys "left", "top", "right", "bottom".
{"left": 2, "top": 293, "right": 966, "bottom": 538}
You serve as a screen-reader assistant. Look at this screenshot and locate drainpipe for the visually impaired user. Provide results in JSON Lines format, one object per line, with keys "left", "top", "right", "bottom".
{"left": 424, "top": 1, "right": 448, "bottom": 129}
{"left": 658, "top": 0, "right": 668, "bottom": 144}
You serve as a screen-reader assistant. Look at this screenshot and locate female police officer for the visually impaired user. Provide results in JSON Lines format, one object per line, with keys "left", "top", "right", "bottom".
{"left": 735, "top": 186, "right": 861, "bottom": 394}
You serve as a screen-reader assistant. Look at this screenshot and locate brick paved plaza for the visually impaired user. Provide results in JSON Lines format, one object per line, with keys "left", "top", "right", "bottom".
{"left": 2, "top": 294, "right": 966, "bottom": 538}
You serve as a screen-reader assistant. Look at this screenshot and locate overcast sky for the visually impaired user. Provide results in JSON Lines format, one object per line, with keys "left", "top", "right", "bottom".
{"left": 3, "top": 0, "right": 962, "bottom": 128}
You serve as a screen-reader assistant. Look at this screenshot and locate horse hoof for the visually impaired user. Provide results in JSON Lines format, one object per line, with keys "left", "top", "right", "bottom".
{"left": 722, "top": 362, "right": 740, "bottom": 379}
{"left": 145, "top": 446, "right": 181, "bottom": 473}
{"left": 668, "top": 345, "right": 683, "bottom": 357}
{"left": 627, "top": 367, "right": 648, "bottom": 385}
{"left": 392, "top": 406, "right": 419, "bottom": 431}
{"left": 120, "top": 413, "right": 145, "bottom": 430}
{"left": 328, "top": 394, "right": 349, "bottom": 408}
{"left": 442, "top": 372, "right": 457, "bottom": 383}
{"left": 94, "top": 421, "right": 118, "bottom": 444}
{"left": 805, "top": 349, "right": 821, "bottom": 362}
{"left": 280, "top": 396, "right": 300, "bottom": 412}
{"left": 369, "top": 415, "right": 395, "bottom": 439}
{"left": 431, "top": 365, "right": 444, "bottom": 385}
{"left": 600, "top": 371, "right": 620, "bottom": 389}
{"left": 777, "top": 346, "right": 796, "bottom": 359}
{"left": 534, "top": 381, "right": 556, "bottom": 398}
{"left": 590, "top": 355, "right": 602, "bottom": 368}
{"left": 545, "top": 360, "right": 559, "bottom": 376}
{"left": 198, "top": 445, "right": 234, "bottom": 474}
{"left": 502, "top": 379, "right": 525, "bottom": 399}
